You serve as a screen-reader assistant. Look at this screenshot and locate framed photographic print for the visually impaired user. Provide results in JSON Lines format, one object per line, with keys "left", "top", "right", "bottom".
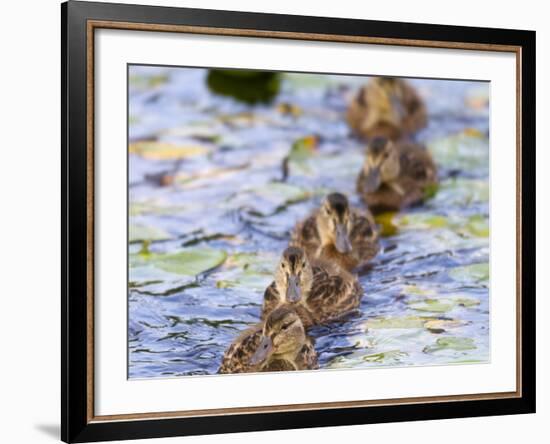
{"left": 61, "top": 1, "right": 536, "bottom": 442}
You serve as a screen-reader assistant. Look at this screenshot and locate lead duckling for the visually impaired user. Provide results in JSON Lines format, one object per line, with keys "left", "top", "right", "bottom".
{"left": 291, "top": 193, "right": 379, "bottom": 271}
{"left": 356, "top": 137, "right": 438, "bottom": 213}
{"left": 261, "top": 246, "right": 363, "bottom": 327}
{"left": 347, "top": 77, "right": 427, "bottom": 140}
{"left": 218, "top": 306, "right": 318, "bottom": 374}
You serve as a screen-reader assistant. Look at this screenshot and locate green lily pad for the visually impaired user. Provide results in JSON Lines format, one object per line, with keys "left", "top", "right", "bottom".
{"left": 427, "top": 130, "right": 489, "bottom": 171}
{"left": 362, "top": 350, "right": 408, "bottom": 363}
{"left": 129, "top": 224, "right": 171, "bottom": 243}
{"left": 407, "top": 298, "right": 455, "bottom": 313}
{"left": 246, "top": 182, "right": 311, "bottom": 212}
{"left": 408, "top": 297, "right": 480, "bottom": 313}
{"left": 129, "top": 141, "right": 208, "bottom": 160}
{"left": 207, "top": 70, "right": 281, "bottom": 104}
{"left": 398, "top": 213, "right": 448, "bottom": 230}
{"left": 423, "top": 337, "right": 476, "bottom": 353}
{"left": 365, "top": 316, "right": 430, "bottom": 329}
{"left": 131, "top": 248, "right": 227, "bottom": 277}
{"left": 435, "top": 178, "right": 489, "bottom": 206}
{"left": 129, "top": 73, "right": 169, "bottom": 89}
{"left": 449, "top": 263, "right": 489, "bottom": 283}
{"left": 214, "top": 252, "right": 278, "bottom": 291}
{"left": 154, "top": 250, "right": 227, "bottom": 276}
{"left": 374, "top": 212, "right": 398, "bottom": 236}
{"left": 464, "top": 215, "right": 489, "bottom": 237}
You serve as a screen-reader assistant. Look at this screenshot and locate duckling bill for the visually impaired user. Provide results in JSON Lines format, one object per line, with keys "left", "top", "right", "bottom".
{"left": 291, "top": 193, "right": 379, "bottom": 271}
{"left": 347, "top": 77, "right": 427, "bottom": 140}
{"left": 356, "top": 137, "right": 438, "bottom": 213}
{"left": 218, "top": 306, "right": 318, "bottom": 374}
{"left": 261, "top": 246, "right": 364, "bottom": 327}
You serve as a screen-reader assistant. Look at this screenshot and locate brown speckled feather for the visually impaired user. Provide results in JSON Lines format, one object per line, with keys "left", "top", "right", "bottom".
{"left": 290, "top": 215, "right": 321, "bottom": 259}
{"left": 261, "top": 282, "right": 280, "bottom": 322}
{"left": 357, "top": 142, "right": 437, "bottom": 213}
{"left": 291, "top": 209, "right": 379, "bottom": 271}
{"left": 218, "top": 326, "right": 318, "bottom": 374}
{"left": 218, "top": 324, "right": 262, "bottom": 374}
{"left": 306, "top": 265, "right": 363, "bottom": 323}
{"left": 260, "top": 264, "right": 364, "bottom": 327}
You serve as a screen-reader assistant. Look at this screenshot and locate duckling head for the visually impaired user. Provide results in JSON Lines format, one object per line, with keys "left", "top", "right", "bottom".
{"left": 317, "top": 193, "right": 353, "bottom": 254}
{"left": 361, "top": 137, "right": 401, "bottom": 192}
{"left": 275, "top": 247, "right": 313, "bottom": 304}
{"left": 249, "top": 307, "right": 306, "bottom": 366}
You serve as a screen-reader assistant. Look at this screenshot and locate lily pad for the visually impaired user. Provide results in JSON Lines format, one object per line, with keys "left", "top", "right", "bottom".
{"left": 363, "top": 350, "right": 408, "bottom": 363}
{"left": 408, "top": 297, "right": 480, "bottom": 313}
{"left": 365, "top": 316, "right": 429, "bottom": 329}
{"left": 428, "top": 130, "right": 489, "bottom": 171}
{"left": 423, "top": 337, "right": 476, "bottom": 353}
{"left": 407, "top": 298, "right": 455, "bottom": 313}
{"left": 424, "top": 319, "right": 468, "bottom": 333}
{"left": 434, "top": 178, "right": 489, "bottom": 206}
{"left": 449, "top": 263, "right": 489, "bottom": 283}
{"left": 398, "top": 213, "right": 448, "bottom": 230}
{"left": 214, "top": 252, "right": 278, "bottom": 291}
{"left": 129, "top": 224, "right": 171, "bottom": 243}
{"left": 131, "top": 248, "right": 227, "bottom": 277}
{"left": 129, "top": 141, "right": 208, "bottom": 160}
{"left": 375, "top": 212, "right": 398, "bottom": 236}
{"left": 464, "top": 215, "right": 490, "bottom": 238}
{"left": 207, "top": 70, "right": 281, "bottom": 104}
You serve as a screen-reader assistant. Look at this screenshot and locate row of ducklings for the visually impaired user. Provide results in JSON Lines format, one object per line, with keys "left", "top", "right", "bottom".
{"left": 218, "top": 78, "right": 438, "bottom": 373}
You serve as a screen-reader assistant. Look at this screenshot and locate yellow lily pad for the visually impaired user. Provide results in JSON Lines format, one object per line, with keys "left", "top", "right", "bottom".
{"left": 129, "top": 141, "right": 208, "bottom": 160}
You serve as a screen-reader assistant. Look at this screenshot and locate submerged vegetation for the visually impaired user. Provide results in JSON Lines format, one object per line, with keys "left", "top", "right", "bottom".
{"left": 128, "top": 66, "right": 490, "bottom": 378}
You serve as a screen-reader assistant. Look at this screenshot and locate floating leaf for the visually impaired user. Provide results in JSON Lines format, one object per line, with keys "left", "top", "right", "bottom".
{"left": 434, "top": 178, "right": 489, "bottom": 206}
{"left": 423, "top": 337, "right": 476, "bottom": 353}
{"left": 449, "top": 263, "right": 489, "bottom": 283}
{"left": 207, "top": 70, "right": 281, "bottom": 104}
{"left": 428, "top": 130, "right": 489, "bottom": 171}
{"left": 407, "top": 298, "right": 455, "bottom": 313}
{"left": 374, "top": 212, "right": 398, "bottom": 236}
{"left": 277, "top": 102, "right": 303, "bottom": 117}
{"left": 365, "top": 316, "right": 429, "bottom": 329}
{"left": 464, "top": 215, "right": 489, "bottom": 237}
{"left": 130, "top": 200, "right": 189, "bottom": 216}
{"left": 129, "top": 141, "right": 208, "bottom": 160}
{"left": 424, "top": 319, "right": 467, "bottom": 333}
{"left": 239, "top": 182, "right": 311, "bottom": 215}
{"left": 154, "top": 249, "right": 227, "bottom": 276}
{"left": 408, "top": 297, "right": 480, "bottom": 313}
{"left": 129, "top": 224, "right": 171, "bottom": 243}
{"left": 131, "top": 248, "right": 227, "bottom": 277}
{"left": 214, "top": 252, "right": 278, "bottom": 291}
{"left": 289, "top": 136, "right": 319, "bottom": 162}
{"left": 398, "top": 213, "right": 448, "bottom": 230}
{"left": 362, "top": 350, "right": 408, "bottom": 363}
{"left": 129, "top": 74, "right": 168, "bottom": 89}
{"left": 216, "top": 273, "right": 273, "bottom": 291}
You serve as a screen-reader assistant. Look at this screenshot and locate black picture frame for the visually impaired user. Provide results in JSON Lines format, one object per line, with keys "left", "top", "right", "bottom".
{"left": 62, "top": 1, "right": 536, "bottom": 442}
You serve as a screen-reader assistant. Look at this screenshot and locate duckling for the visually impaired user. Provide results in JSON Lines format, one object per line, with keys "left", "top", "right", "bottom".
{"left": 261, "top": 246, "right": 363, "bottom": 327}
{"left": 356, "top": 137, "right": 438, "bottom": 213}
{"left": 347, "top": 77, "right": 427, "bottom": 140}
{"left": 291, "top": 193, "right": 379, "bottom": 271}
{"left": 218, "top": 306, "right": 318, "bottom": 374}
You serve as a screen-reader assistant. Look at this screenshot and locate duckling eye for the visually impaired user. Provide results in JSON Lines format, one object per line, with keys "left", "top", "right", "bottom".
{"left": 281, "top": 322, "right": 293, "bottom": 330}
{"left": 281, "top": 263, "right": 286, "bottom": 269}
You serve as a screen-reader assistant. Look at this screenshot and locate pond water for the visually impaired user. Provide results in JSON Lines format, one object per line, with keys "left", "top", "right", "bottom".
{"left": 128, "top": 66, "right": 490, "bottom": 378}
